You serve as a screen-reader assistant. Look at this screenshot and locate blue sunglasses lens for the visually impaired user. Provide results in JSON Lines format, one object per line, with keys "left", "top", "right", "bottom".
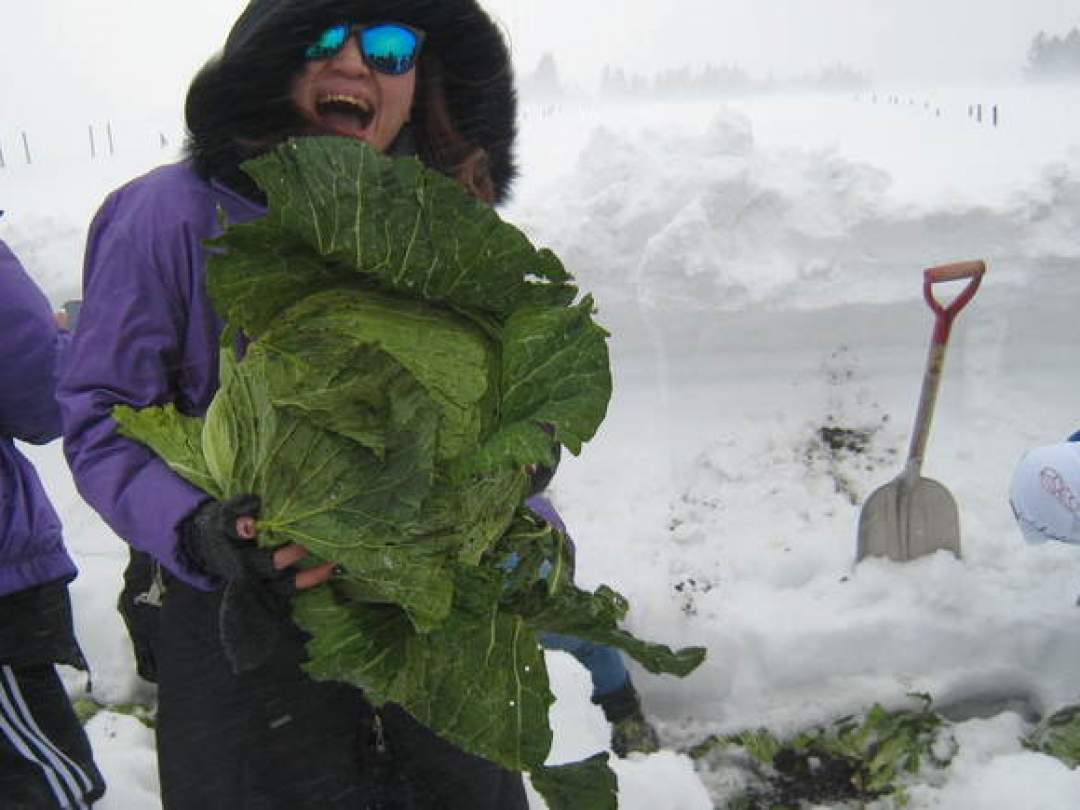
{"left": 360, "top": 24, "right": 421, "bottom": 75}
{"left": 304, "top": 23, "right": 350, "bottom": 60}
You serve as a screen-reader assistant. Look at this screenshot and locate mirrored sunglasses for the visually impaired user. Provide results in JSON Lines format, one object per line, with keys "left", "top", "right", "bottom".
{"left": 304, "top": 22, "right": 426, "bottom": 76}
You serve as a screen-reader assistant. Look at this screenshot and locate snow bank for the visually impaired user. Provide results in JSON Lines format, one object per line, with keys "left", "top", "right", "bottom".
{"left": 508, "top": 92, "right": 1080, "bottom": 317}
{"left": 906, "top": 713, "right": 1080, "bottom": 809}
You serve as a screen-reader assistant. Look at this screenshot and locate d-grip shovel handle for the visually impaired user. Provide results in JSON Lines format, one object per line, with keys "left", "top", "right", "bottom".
{"left": 924, "top": 260, "right": 986, "bottom": 345}
{"left": 906, "top": 260, "right": 987, "bottom": 477}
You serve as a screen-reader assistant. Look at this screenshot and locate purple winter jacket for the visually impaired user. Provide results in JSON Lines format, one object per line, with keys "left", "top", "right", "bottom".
{"left": 525, "top": 495, "right": 566, "bottom": 534}
{"left": 0, "top": 240, "right": 77, "bottom": 597}
{"left": 58, "top": 161, "right": 264, "bottom": 590}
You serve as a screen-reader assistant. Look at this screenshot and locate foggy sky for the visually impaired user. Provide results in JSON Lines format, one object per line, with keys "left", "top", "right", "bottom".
{"left": 2, "top": 0, "right": 1077, "bottom": 121}
{"left": 493, "top": 0, "right": 1078, "bottom": 85}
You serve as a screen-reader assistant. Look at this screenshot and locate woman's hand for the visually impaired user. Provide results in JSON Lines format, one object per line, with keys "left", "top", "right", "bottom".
{"left": 231, "top": 514, "right": 335, "bottom": 590}
{"left": 180, "top": 494, "right": 339, "bottom": 673}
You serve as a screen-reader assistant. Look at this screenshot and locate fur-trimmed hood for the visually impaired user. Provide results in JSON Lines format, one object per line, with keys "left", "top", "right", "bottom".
{"left": 185, "top": 0, "right": 517, "bottom": 203}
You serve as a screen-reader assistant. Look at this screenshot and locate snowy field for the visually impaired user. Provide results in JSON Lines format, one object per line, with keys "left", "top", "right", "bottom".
{"left": 4, "top": 82, "right": 1080, "bottom": 807}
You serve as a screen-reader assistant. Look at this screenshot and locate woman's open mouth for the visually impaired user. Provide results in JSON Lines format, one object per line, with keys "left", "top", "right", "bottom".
{"left": 313, "top": 94, "right": 376, "bottom": 139}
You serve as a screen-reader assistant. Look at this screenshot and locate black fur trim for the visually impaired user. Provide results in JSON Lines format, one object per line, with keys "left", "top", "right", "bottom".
{"left": 185, "top": 0, "right": 517, "bottom": 203}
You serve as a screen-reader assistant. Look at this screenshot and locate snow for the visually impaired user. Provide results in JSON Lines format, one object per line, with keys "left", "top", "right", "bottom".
{"left": 83, "top": 712, "right": 160, "bottom": 809}
{"left": 4, "top": 81, "right": 1080, "bottom": 808}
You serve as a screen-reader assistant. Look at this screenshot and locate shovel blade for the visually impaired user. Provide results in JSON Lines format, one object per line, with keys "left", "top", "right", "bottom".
{"left": 857, "top": 476, "right": 960, "bottom": 562}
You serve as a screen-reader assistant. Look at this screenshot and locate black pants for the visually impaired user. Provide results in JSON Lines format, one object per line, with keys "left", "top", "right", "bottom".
{"left": 156, "top": 575, "right": 528, "bottom": 810}
{"left": 0, "top": 580, "right": 105, "bottom": 809}
{"left": 0, "top": 663, "right": 106, "bottom": 809}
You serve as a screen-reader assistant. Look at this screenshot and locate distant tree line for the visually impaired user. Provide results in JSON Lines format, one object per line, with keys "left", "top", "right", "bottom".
{"left": 599, "top": 62, "right": 869, "bottom": 100}
{"left": 1026, "top": 29, "right": 1080, "bottom": 80}
{"left": 517, "top": 53, "right": 870, "bottom": 102}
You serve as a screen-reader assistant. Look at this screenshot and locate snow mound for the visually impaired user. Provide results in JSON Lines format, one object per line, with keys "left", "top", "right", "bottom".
{"left": 511, "top": 106, "right": 1080, "bottom": 314}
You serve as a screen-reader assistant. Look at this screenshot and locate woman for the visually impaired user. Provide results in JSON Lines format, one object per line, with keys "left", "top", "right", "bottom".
{"left": 58, "top": 2, "right": 524, "bottom": 807}
{"left": 0, "top": 237, "right": 106, "bottom": 808}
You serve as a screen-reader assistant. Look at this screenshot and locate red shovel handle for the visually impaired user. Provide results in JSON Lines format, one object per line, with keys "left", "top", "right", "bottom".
{"left": 923, "top": 260, "right": 986, "bottom": 344}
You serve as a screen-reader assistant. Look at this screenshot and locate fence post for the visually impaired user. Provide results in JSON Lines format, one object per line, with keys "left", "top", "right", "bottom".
{"left": 21, "top": 132, "right": 31, "bottom": 165}
{"left": 992, "top": 105, "right": 999, "bottom": 127}
{"left": 106, "top": 122, "right": 115, "bottom": 156}
{"left": 89, "top": 125, "right": 97, "bottom": 159}
{"left": 0, "top": 142, "right": 5, "bottom": 169}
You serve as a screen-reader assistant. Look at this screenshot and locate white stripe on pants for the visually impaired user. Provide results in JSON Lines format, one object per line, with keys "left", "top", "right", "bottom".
{"left": 0, "top": 665, "right": 91, "bottom": 809}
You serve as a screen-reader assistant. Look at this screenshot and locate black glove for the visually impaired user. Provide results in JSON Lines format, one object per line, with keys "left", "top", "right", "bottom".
{"left": 180, "top": 494, "right": 296, "bottom": 674}
{"left": 595, "top": 678, "right": 661, "bottom": 757}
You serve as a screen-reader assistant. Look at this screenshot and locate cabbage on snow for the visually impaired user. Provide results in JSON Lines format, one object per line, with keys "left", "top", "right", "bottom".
{"left": 114, "top": 137, "right": 705, "bottom": 809}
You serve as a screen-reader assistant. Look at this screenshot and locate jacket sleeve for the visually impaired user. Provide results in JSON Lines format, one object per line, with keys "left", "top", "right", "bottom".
{"left": 0, "top": 241, "right": 69, "bottom": 444}
{"left": 57, "top": 198, "right": 215, "bottom": 590}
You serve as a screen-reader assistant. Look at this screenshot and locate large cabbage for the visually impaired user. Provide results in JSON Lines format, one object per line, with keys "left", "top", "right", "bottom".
{"left": 114, "top": 137, "right": 705, "bottom": 808}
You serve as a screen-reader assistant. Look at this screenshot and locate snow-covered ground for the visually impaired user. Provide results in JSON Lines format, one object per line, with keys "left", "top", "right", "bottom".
{"left": 4, "top": 82, "right": 1080, "bottom": 808}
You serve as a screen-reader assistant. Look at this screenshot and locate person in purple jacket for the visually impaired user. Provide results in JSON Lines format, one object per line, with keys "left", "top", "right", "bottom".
{"left": 0, "top": 237, "right": 106, "bottom": 807}
{"left": 58, "top": 1, "right": 526, "bottom": 809}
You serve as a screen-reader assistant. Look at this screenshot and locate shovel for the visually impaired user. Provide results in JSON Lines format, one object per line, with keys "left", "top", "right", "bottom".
{"left": 856, "top": 260, "right": 987, "bottom": 563}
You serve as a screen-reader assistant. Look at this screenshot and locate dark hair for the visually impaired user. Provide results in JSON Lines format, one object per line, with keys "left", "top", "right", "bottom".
{"left": 183, "top": 12, "right": 315, "bottom": 201}
{"left": 412, "top": 52, "right": 496, "bottom": 204}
